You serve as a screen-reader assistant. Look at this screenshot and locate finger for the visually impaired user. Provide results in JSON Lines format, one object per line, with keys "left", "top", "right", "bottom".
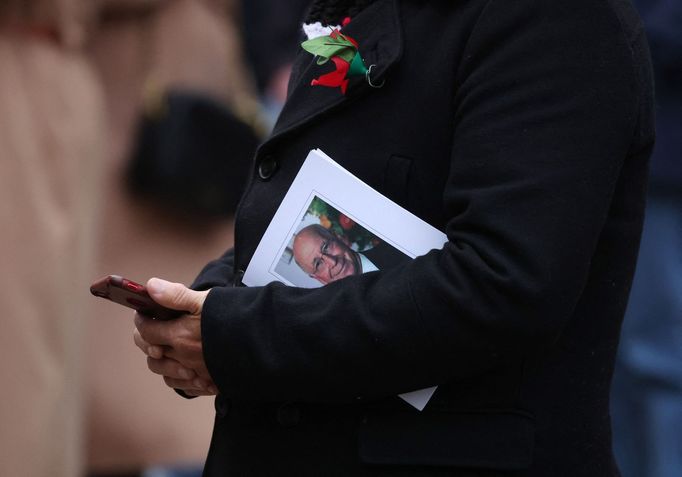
{"left": 163, "top": 346, "right": 211, "bottom": 380}
{"left": 163, "top": 376, "right": 218, "bottom": 395}
{"left": 135, "top": 312, "right": 175, "bottom": 348}
{"left": 182, "top": 389, "right": 215, "bottom": 397}
{"left": 162, "top": 376, "right": 202, "bottom": 393}
{"left": 147, "top": 357, "right": 197, "bottom": 380}
{"left": 133, "top": 322, "right": 165, "bottom": 359}
{"left": 133, "top": 327, "right": 147, "bottom": 352}
{"left": 146, "top": 278, "right": 208, "bottom": 316}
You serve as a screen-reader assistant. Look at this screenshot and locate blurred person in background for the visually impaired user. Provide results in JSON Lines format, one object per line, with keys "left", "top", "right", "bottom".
{"left": 85, "top": 1, "right": 259, "bottom": 476}
{"left": 0, "top": 1, "right": 105, "bottom": 476}
{"left": 239, "top": 0, "right": 310, "bottom": 129}
{"left": 611, "top": 1, "right": 682, "bottom": 476}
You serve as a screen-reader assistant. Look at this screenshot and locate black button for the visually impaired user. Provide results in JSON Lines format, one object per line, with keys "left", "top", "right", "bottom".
{"left": 276, "top": 403, "right": 301, "bottom": 427}
{"left": 214, "top": 395, "right": 231, "bottom": 418}
{"left": 258, "top": 155, "right": 278, "bottom": 180}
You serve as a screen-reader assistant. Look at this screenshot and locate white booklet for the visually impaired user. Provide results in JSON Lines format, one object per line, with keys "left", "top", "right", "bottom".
{"left": 243, "top": 149, "right": 448, "bottom": 411}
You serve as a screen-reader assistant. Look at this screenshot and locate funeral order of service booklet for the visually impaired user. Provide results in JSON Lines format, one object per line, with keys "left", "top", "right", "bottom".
{"left": 243, "top": 149, "right": 448, "bottom": 411}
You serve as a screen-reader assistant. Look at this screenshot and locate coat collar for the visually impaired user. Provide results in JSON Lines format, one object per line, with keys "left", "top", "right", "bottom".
{"left": 268, "top": 0, "right": 403, "bottom": 140}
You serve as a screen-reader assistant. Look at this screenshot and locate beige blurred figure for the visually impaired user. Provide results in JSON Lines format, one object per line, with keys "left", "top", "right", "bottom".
{"left": 0, "top": 1, "right": 105, "bottom": 477}
{"left": 85, "top": 0, "right": 256, "bottom": 474}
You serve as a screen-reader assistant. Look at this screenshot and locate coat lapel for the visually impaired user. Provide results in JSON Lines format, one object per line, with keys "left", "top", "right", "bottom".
{"left": 269, "top": 0, "right": 403, "bottom": 140}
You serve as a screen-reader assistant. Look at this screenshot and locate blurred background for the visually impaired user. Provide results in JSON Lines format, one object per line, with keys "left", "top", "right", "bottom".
{"left": 610, "top": 2, "right": 682, "bottom": 477}
{"left": 0, "top": 1, "right": 678, "bottom": 476}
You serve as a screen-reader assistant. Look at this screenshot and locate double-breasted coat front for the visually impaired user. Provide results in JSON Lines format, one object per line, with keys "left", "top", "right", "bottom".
{"left": 191, "top": 0, "right": 655, "bottom": 475}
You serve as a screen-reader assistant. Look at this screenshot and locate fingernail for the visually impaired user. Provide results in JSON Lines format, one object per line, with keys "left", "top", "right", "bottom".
{"left": 147, "top": 278, "right": 168, "bottom": 296}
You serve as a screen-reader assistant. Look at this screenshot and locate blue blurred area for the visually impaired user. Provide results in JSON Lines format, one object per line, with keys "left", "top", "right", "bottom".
{"left": 611, "top": 1, "right": 682, "bottom": 476}
{"left": 633, "top": 0, "right": 682, "bottom": 188}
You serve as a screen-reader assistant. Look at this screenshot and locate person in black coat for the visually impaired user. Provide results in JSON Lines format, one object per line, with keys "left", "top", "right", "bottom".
{"left": 133, "top": 0, "right": 655, "bottom": 475}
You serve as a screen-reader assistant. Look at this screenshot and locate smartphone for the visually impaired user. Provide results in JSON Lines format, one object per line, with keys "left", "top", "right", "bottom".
{"left": 90, "top": 275, "right": 185, "bottom": 320}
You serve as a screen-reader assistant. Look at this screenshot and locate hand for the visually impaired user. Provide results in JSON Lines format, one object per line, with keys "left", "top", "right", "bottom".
{"left": 133, "top": 278, "right": 217, "bottom": 397}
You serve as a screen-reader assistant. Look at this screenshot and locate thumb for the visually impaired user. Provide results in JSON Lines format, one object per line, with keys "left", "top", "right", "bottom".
{"left": 146, "top": 278, "right": 207, "bottom": 315}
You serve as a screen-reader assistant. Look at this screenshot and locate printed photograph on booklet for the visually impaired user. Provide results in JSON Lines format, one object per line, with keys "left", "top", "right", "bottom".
{"left": 274, "top": 195, "right": 411, "bottom": 287}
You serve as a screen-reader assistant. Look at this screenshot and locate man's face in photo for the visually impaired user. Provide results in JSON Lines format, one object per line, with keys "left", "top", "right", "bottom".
{"left": 293, "top": 225, "right": 360, "bottom": 285}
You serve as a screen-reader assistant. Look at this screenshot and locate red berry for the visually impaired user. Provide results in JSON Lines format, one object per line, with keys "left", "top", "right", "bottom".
{"left": 338, "top": 214, "right": 355, "bottom": 230}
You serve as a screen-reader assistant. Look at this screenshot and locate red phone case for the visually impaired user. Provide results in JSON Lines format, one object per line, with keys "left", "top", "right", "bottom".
{"left": 90, "top": 275, "right": 183, "bottom": 320}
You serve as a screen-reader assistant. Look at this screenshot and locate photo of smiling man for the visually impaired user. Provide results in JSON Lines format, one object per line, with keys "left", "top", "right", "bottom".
{"left": 274, "top": 196, "right": 410, "bottom": 287}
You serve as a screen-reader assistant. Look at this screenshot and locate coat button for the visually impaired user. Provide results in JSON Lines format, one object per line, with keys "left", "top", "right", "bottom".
{"left": 258, "top": 155, "right": 278, "bottom": 180}
{"left": 276, "top": 402, "right": 301, "bottom": 427}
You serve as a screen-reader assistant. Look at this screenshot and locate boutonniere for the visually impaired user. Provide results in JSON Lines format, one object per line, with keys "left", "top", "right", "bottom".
{"left": 301, "top": 18, "right": 383, "bottom": 95}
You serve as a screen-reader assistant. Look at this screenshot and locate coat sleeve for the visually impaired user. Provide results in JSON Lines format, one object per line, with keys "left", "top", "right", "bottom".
{"left": 191, "top": 248, "right": 236, "bottom": 290}
{"left": 198, "top": 0, "right": 648, "bottom": 402}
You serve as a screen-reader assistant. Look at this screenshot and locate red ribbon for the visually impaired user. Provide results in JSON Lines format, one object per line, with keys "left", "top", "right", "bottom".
{"left": 311, "top": 56, "right": 351, "bottom": 94}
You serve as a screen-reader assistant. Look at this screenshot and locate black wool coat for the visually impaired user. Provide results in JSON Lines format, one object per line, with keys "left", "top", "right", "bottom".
{"left": 191, "top": 0, "right": 655, "bottom": 475}
{"left": 361, "top": 241, "right": 412, "bottom": 271}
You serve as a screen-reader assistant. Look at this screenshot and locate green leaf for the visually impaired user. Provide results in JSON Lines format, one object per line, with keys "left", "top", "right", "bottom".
{"left": 308, "top": 45, "right": 355, "bottom": 63}
{"left": 301, "top": 36, "right": 331, "bottom": 52}
{"left": 302, "top": 35, "right": 353, "bottom": 53}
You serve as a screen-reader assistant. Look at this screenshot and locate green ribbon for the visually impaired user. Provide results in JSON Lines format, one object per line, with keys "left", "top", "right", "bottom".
{"left": 348, "top": 53, "right": 368, "bottom": 76}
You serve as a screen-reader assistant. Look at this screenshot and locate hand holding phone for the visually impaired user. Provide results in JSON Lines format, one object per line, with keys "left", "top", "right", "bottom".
{"left": 90, "top": 275, "right": 186, "bottom": 320}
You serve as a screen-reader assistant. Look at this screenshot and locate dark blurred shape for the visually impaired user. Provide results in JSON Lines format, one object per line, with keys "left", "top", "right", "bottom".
{"left": 240, "top": 0, "right": 310, "bottom": 94}
{"left": 611, "top": 1, "right": 682, "bottom": 477}
{"left": 633, "top": 0, "right": 682, "bottom": 191}
{"left": 127, "top": 90, "right": 260, "bottom": 218}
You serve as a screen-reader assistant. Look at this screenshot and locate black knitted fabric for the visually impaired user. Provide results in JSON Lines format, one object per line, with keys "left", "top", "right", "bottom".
{"left": 305, "top": 0, "right": 375, "bottom": 26}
